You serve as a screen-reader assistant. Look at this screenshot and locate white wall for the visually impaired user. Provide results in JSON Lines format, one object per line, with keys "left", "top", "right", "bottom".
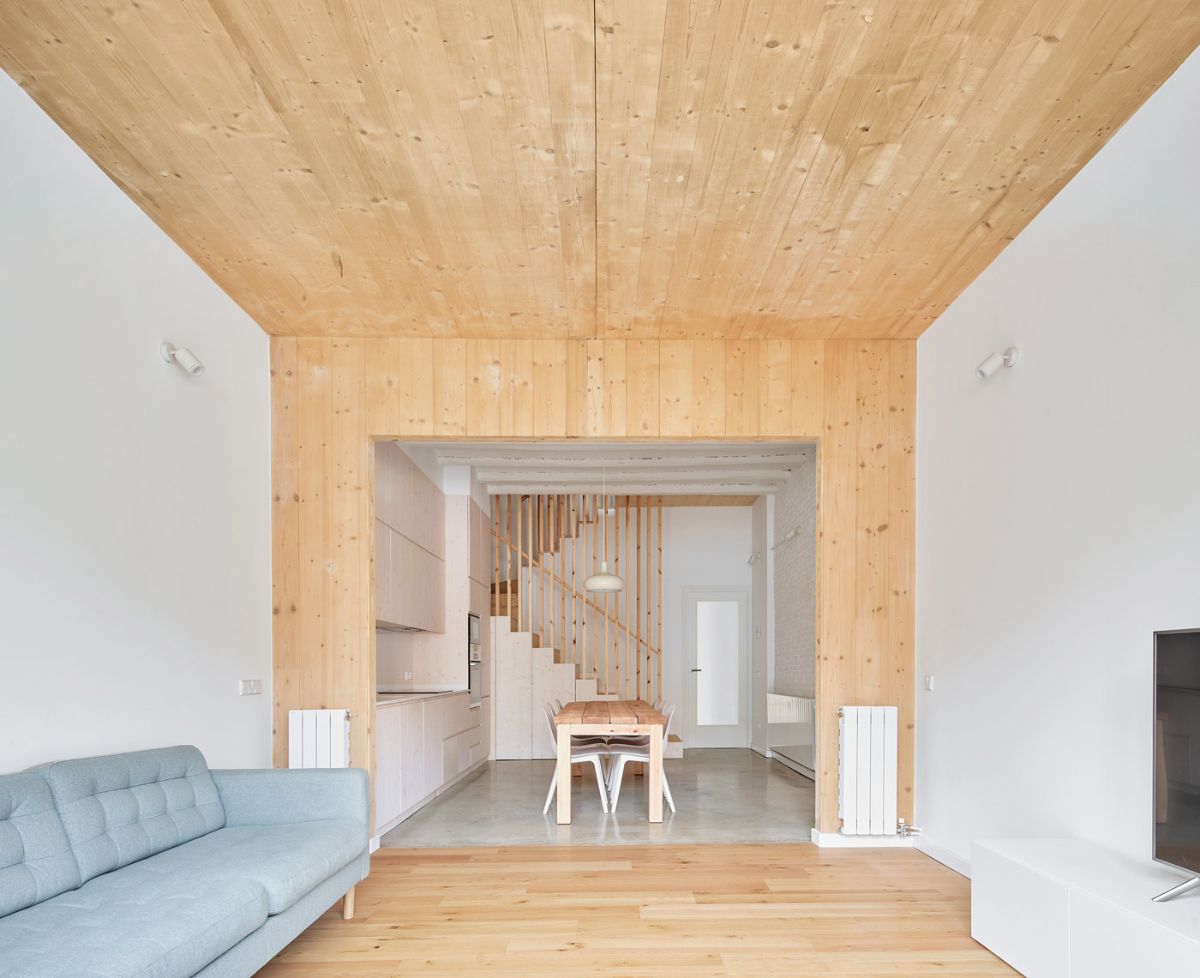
{"left": 750, "top": 496, "right": 771, "bottom": 752}
{"left": 771, "top": 456, "right": 816, "bottom": 698}
{"left": 661, "top": 507, "right": 754, "bottom": 737}
{"left": 0, "top": 76, "right": 272, "bottom": 771}
{"left": 915, "top": 51, "right": 1200, "bottom": 869}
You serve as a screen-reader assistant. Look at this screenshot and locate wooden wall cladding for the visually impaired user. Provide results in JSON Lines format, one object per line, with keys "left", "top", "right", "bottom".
{"left": 271, "top": 336, "right": 915, "bottom": 833}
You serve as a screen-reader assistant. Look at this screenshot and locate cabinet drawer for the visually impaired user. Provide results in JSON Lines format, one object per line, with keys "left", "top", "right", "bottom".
{"left": 443, "top": 693, "right": 470, "bottom": 737}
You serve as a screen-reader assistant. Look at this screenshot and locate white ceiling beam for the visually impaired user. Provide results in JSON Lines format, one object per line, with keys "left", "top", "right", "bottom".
{"left": 434, "top": 451, "right": 808, "bottom": 470}
{"left": 473, "top": 466, "right": 796, "bottom": 484}
{"left": 483, "top": 482, "right": 783, "bottom": 496}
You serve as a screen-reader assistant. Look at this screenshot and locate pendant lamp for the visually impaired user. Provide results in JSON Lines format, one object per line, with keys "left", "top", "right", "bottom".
{"left": 584, "top": 470, "right": 625, "bottom": 593}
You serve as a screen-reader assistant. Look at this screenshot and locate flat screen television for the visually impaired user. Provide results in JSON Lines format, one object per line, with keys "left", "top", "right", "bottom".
{"left": 1153, "top": 629, "right": 1200, "bottom": 900}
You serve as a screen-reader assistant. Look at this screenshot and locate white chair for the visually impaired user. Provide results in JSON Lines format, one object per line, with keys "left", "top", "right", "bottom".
{"left": 608, "top": 704, "right": 676, "bottom": 813}
{"left": 541, "top": 704, "right": 610, "bottom": 814}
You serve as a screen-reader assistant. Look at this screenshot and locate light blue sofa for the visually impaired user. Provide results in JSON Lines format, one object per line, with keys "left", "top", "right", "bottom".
{"left": 0, "top": 745, "right": 369, "bottom": 978}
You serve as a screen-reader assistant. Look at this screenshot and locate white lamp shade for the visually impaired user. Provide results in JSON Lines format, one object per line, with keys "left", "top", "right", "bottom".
{"left": 583, "top": 560, "right": 624, "bottom": 593}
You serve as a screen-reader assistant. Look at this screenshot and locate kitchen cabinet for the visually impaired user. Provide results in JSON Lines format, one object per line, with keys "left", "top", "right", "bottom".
{"left": 375, "top": 705, "right": 404, "bottom": 827}
{"left": 375, "top": 522, "right": 444, "bottom": 633}
{"left": 397, "top": 701, "right": 425, "bottom": 814}
{"left": 376, "top": 692, "right": 483, "bottom": 834}
{"left": 421, "top": 695, "right": 446, "bottom": 798}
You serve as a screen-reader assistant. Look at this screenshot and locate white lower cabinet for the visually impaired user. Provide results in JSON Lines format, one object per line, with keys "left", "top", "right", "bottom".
{"left": 377, "top": 692, "right": 484, "bottom": 834}
{"left": 397, "top": 702, "right": 425, "bottom": 814}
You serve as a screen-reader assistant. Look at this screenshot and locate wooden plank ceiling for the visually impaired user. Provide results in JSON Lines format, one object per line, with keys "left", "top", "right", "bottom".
{"left": 2, "top": 1, "right": 1197, "bottom": 339}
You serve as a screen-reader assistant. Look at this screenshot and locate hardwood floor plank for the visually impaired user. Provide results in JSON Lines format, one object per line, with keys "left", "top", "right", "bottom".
{"left": 255, "top": 844, "right": 1015, "bottom": 977}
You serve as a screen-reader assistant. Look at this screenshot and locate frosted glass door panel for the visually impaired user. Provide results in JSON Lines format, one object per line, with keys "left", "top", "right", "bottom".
{"left": 696, "top": 600, "right": 740, "bottom": 726}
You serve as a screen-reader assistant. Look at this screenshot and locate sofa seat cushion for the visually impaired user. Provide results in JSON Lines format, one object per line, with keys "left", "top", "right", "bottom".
{"left": 130, "top": 818, "right": 366, "bottom": 915}
{"left": 0, "top": 862, "right": 267, "bottom": 978}
{"left": 39, "top": 746, "right": 225, "bottom": 884}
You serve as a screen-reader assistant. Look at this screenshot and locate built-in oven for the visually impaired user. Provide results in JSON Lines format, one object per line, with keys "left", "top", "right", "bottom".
{"left": 467, "top": 613, "right": 482, "bottom": 705}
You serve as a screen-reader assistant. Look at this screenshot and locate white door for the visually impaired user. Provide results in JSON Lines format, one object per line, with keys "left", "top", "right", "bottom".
{"left": 684, "top": 587, "right": 750, "bottom": 748}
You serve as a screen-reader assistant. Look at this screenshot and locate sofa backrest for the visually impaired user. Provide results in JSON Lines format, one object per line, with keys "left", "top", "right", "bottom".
{"left": 0, "top": 772, "right": 82, "bottom": 916}
{"left": 39, "top": 745, "right": 225, "bottom": 883}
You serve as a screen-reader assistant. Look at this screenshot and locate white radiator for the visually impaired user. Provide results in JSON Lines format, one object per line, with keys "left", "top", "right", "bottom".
{"left": 838, "top": 705, "right": 898, "bottom": 836}
{"left": 767, "top": 693, "right": 814, "bottom": 725}
{"left": 287, "top": 709, "right": 351, "bottom": 769}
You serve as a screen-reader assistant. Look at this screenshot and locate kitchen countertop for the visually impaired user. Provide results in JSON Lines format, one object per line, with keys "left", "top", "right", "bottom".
{"left": 376, "top": 689, "right": 469, "bottom": 708}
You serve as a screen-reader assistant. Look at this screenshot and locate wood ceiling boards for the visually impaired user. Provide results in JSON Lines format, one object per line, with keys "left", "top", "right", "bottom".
{"left": 2, "top": 0, "right": 1197, "bottom": 339}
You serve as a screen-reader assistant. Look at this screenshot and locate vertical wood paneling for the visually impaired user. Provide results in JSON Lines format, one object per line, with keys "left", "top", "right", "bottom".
{"left": 271, "top": 336, "right": 916, "bottom": 833}
{"left": 691, "top": 340, "right": 726, "bottom": 437}
{"left": 433, "top": 339, "right": 467, "bottom": 435}
{"left": 294, "top": 337, "right": 334, "bottom": 759}
{"left": 815, "top": 340, "right": 858, "bottom": 830}
{"left": 270, "top": 338, "right": 300, "bottom": 767}
{"left": 466, "top": 340, "right": 503, "bottom": 437}
{"left": 626, "top": 339, "right": 660, "bottom": 436}
{"left": 531, "top": 340, "right": 567, "bottom": 436}
{"left": 501, "top": 339, "right": 535, "bottom": 437}
{"left": 886, "top": 341, "right": 917, "bottom": 819}
{"left": 659, "top": 340, "right": 693, "bottom": 436}
{"left": 724, "top": 341, "right": 759, "bottom": 438}
{"left": 565, "top": 340, "right": 588, "bottom": 437}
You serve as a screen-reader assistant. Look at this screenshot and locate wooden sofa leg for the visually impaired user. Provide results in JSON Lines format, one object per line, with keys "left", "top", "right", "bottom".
{"left": 342, "top": 886, "right": 355, "bottom": 921}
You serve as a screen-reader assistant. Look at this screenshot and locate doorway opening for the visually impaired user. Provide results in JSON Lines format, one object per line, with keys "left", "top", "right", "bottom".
{"left": 370, "top": 441, "right": 817, "bottom": 847}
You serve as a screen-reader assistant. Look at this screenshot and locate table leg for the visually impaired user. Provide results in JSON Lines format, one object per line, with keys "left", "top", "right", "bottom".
{"left": 648, "top": 725, "right": 663, "bottom": 823}
{"left": 556, "top": 722, "right": 572, "bottom": 824}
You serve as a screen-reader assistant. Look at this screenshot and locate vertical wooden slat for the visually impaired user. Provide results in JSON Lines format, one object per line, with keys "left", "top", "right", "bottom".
{"left": 590, "top": 493, "right": 598, "bottom": 683}
{"left": 505, "top": 495, "right": 513, "bottom": 626}
{"left": 539, "top": 494, "right": 546, "bottom": 650}
{"left": 648, "top": 496, "right": 657, "bottom": 705}
{"left": 559, "top": 496, "right": 567, "bottom": 668}
{"left": 623, "top": 495, "right": 631, "bottom": 697}
{"left": 517, "top": 493, "right": 524, "bottom": 633}
{"left": 613, "top": 493, "right": 620, "bottom": 695}
{"left": 603, "top": 493, "right": 610, "bottom": 694}
{"left": 569, "top": 496, "right": 576, "bottom": 669}
{"left": 656, "top": 496, "right": 663, "bottom": 704}
{"left": 635, "top": 495, "right": 642, "bottom": 703}
{"left": 493, "top": 500, "right": 500, "bottom": 625}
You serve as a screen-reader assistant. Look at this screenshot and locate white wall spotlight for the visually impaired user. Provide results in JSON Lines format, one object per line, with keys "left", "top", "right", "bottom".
{"left": 160, "top": 342, "right": 205, "bottom": 377}
{"left": 975, "top": 346, "right": 1019, "bottom": 380}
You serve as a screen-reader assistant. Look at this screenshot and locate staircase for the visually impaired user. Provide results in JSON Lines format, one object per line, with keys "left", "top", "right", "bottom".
{"left": 490, "top": 492, "right": 679, "bottom": 761}
{"left": 490, "top": 492, "right": 663, "bottom": 700}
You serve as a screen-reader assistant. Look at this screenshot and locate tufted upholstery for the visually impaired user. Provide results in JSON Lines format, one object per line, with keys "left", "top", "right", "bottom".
{"left": 38, "top": 746, "right": 225, "bottom": 883}
{"left": 0, "top": 773, "right": 81, "bottom": 917}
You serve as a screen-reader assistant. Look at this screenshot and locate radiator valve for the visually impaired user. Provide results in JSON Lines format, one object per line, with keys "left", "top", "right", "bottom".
{"left": 897, "top": 819, "right": 922, "bottom": 837}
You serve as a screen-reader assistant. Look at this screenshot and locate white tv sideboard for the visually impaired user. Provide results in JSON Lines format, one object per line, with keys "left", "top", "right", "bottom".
{"left": 972, "top": 839, "right": 1200, "bottom": 977}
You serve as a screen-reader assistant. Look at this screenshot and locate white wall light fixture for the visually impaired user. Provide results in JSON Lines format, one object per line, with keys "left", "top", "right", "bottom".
{"left": 160, "top": 342, "right": 205, "bottom": 377}
{"left": 975, "top": 346, "right": 1019, "bottom": 380}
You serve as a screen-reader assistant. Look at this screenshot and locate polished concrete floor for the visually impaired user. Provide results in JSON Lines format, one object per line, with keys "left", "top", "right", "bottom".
{"left": 380, "top": 748, "right": 815, "bottom": 848}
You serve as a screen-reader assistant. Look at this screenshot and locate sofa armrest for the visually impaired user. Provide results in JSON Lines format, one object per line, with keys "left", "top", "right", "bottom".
{"left": 211, "top": 768, "right": 370, "bottom": 828}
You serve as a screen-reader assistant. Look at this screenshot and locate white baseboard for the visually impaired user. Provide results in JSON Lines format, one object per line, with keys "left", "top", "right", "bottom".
{"left": 915, "top": 837, "right": 971, "bottom": 878}
{"left": 750, "top": 743, "right": 772, "bottom": 758}
{"left": 374, "top": 757, "right": 488, "bottom": 839}
{"left": 769, "top": 751, "right": 815, "bottom": 781}
{"left": 810, "top": 828, "right": 915, "bottom": 848}
{"left": 369, "top": 835, "right": 381, "bottom": 853}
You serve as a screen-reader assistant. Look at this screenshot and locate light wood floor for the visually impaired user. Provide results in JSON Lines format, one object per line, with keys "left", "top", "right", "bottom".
{"left": 256, "top": 845, "right": 1017, "bottom": 977}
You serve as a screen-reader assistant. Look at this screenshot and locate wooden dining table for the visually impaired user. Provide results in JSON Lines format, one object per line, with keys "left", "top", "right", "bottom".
{"left": 553, "top": 699, "right": 666, "bottom": 824}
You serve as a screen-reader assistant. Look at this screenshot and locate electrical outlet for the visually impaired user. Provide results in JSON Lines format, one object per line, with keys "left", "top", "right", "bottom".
{"left": 923, "top": 675, "right": 935, "bottom": 692}
{"left": 239, "top": 679, "right": 263, "bottom": 696}
{"left": 404, "top": 671, "right": 413, "bottom": 681}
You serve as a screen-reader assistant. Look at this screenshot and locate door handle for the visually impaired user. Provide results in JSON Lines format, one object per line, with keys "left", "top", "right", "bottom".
{"left": 691, "top": 668, "right": 702, "bottom": 672}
